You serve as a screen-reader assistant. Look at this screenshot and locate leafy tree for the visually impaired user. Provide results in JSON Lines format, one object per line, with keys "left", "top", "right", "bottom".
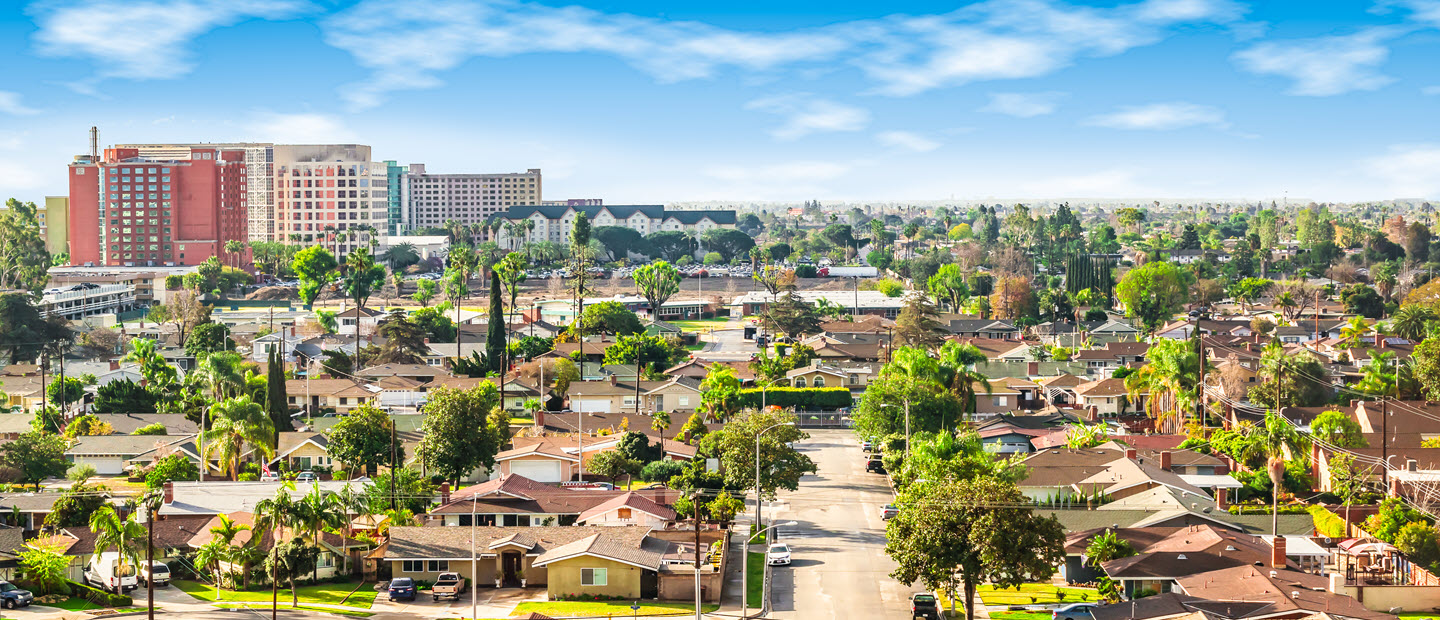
{"left": 602, "top": 333, "right": 687, "bottom": 373}
{"left": 0, "top": 199, "right": 51, "bottom": 293}
{"left": 18, "top": 542, "right": 71, "bottom": 595}
{"left": 1396, "top": 522, "right": 1440, "bottom": 572}
{"left": 63, "top": 414, "right": 114, "bottom": 437}
{"left": 486, "top": 270, "right": 506, "bottom": 375}
{"left": 144, "top": 453, "right": 198, "bottom": 489}
{"left": 372, "top": 310, "right": 430, "bottom": 365}
{"left": 266, "top": 347, "right": 293, "bottom": 433}
{"left": 1, "top": 431, "right": 68, "bottom": 490}
{"left": 641, "top": 458, "right": 684, "bottom": 482}
{"left": 700, "top": 228, "right": 756, "bottom": 261}
{"left": 853, "top": 369, "right": 968, "bottom": 441}
{"left": 417, "top": 384, "right": 510, "bottom": 486}
{"left": 1311, "top": 409, "right": 1368, "bottom": 448}
{"left": 710, "top": 407, "right": 815, "bottom": 497}
{"left": 633, "top": 261, "right": 682, "bottom": 318}
{"left": 314, "top": 309, "right": 338, "bottom": 334}
{"left": 708, "top": 491, "right": 745, "bottom": 526}
{"left": 588, "top": 450, "right": 641, "bottom": 484}
{"left": 1230, "top": 278, "right": 1273, "bottom": 313}
{"left": 185, "top": 322, "right": 235, "bottom": 358}
{"left": 927, "top": 264, "right": 971, "bottom": 313}
{"left": 131, "top": 423, "right": 167, "bottom": 436}
{"left": 1083, "top": 530, "right": 1137, "bottom": 568}
{"left": 593, "top": 226, "right": 650, "bottom": 260}
{"left": 1116, "top": 261, "right": 1189, "bottom": 334}
{"left": 677, "top": 413, "right": 709, "bottom": 444}
{"left": 0, "top": 293, "right": 72, "bottom": 364}
{"left": 266, "top": 537, "right": 320, "bottom": 608}
{"left": 645, "top": 231, "right": 697, "bottom": 262}
{"left": 47, "top": 376, "right": 85, "bottom": 408}
{"left": 894, "top": 294, "right": 947, "bottom": 349}
{"left": 1236, "top": 411, "right": 1307, "bottom": 536}
{"left": 291, "top": 246, "right": 338, "bottom": 307}
{"left": 321, "top": 349, "right": 353, "bottom": 377}
{"left": 46, "top": 482, "right": 108, "bottom": 527}
{"left": 509, "top": 335, "right": 554, "bottom": 361}
{"left": 326, "top": 403, "right": 402, "bottom": 477}
{"left": 364, "top": 466, "right": 436, "bottom": 514}
{"left": 887, "top": 476, "right": 1066, "bottom": 620}
{"left": 411, "top": 306, "right": 456, "bottom": 343}
{"left": 618, "top": 431, "right": 663, "bottom": 462}
{"left": 1366, "top": 496, "right": 1427, "bottom": 544}
{"left": 1341, "top": 284, "right": 1385, "bottom": 319}
{"left": 699, "top": 365, "right": 742, "bottom": 422}
{"left": 578, "top": 301, "right": 644, "bottom": 336}
{"left": 759, "top": 292, "right": 823, "bottom": 338}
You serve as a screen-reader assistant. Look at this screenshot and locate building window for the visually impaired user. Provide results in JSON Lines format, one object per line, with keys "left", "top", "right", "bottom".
{"left": 618, "top": 508, "right": 632, "bottom": 519}
{"left": 793, "top": 377, "right": 806, "bottom": 388}
{"left": 427, "top": 560, "right": 448, "bottom": 572}
{"left": 992, "top": 396, "right": 1008, "bottom": 407}
{"left": 813, "top": 376, "right": 826, "bottom": 388}
{"left": 581, "top": 568, "right": 607, "bottom": 586}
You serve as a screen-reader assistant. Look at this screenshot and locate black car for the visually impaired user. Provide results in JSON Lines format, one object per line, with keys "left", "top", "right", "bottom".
{"left": 910, "top": 593, "right": 939, "bottom": 619}
{"left": 866, "top": 458, "right": 886, "bottom": 474}
{"left": 0, "top": 581, "right": 33, "bottom": 609}
{"left": 387, "top": 577, "right": 417, "bottom": 602}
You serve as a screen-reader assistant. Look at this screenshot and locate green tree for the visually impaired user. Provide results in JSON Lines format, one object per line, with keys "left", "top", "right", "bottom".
{"left": 89, "top": 505, "right": 147, "bottom": 593}
{"left": 1236, "top": 411, "right": 1308, "bottom": 536}
{"left": 145, "top": 454, "right": 199, "bottom": 489}
{"left": 699, "top": 365, "right": 742, "bottom": 422}
{"left": 47, "top": 376, "right": 84, "bottom": 408}
{"left": 1083, "top": 530, "right": 1137, "bottom": 568}
{"left": 710, "top": 407, "right": 815, "bottom": 497}
{"left": 759, "top": 292, "right": 822, "bottom": 338}
{"left": 45, "top": 482, "right": 107, "bottom": 527}
{"left": 1, "top": 431, "right": 68, "bottom": 490}
{"left": 203, "top": 395, "right": 275, "bottom": 481}
{"left": 894, "top": 294, "right": 948, "bottom": 350}
{"left": 1397, "top": 522, "right": 1440, "bottom": 572}
{"left": 266, "top": 347, "right": 293, "bottom": 433}
{"left": 578, "top": 301, "right": 644, "bottom": 336}
{"left": 185, "top": 322, "right": 235, "bottom": 358}
{"left": 254, "top": 483, "right": 301, "bottom": 611}
{"left": 1115, "top": 261, "right": 1189, "bottom": 334}
{"left": 1366, "top": 497, "right": 1426, "bottom": 544}
{"left": 1311, "top": 409, "right": 1368, "bottom": 448}
{"left": 677, "top": 412, "right": 708, "bottom": 444}
{"left": 700, "top": 228, "right": 756, "bottom": 261}
{"left": 363, "top": 467, "right": 435, "bottom": 514}
{"left": 588, "top": 450, "right": 641, "bottom": 485}
{"left": 707, "top": 491, "right": 745, "bottom": 526}
{"left": 19, "top": 542, "right": 71, "bottom": 595}
{"left": 131, "top": 423, "right": 167, "bottom": 436}
{"left": 417, "top": 385, "right": 510, "bottom": 486}
{"left": 602, "top": 333, "right": 686, "bottom": 373}
{"left": 1393, "top": 305, "right": 1435, "bottom": 341}
{"left": 0, "top": 294, "right": 72, "bottom": 364}
{"left": 485, "top": 270, "right": 506, "bottom": 375}
{"left": 343, "top": 246, "right": 387, "bottom": 365}
{"left": 633, "top": 261, "right": 682, "bottom": 318}
{"left": 412, "top": 278, "right": 437, "bottom": 307}
{"left": 1341, "top": 284, "right": 1385, "bottom": 319}
{"left": 371, "top": 309, "right": 430, "bottom": 365}
{"left": 0, "top": 199, "right": 52, "bottom": 293}
{"left": 326, "top": 403, "right": 402, "bottom": 477}
{"left": 886, "top": 476, "right": 1066, "bottom": 620}
{"left": 927, "top": 264, "right": 971, "bottom": 313}
{"left": 291, "top": 246, "right": 338, "bottom": 307}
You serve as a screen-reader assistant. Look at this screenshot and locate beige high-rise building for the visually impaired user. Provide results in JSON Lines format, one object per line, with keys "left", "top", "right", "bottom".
{"left": 272, "top": 144, "right": 387, "bottom": 255}
{"left": 399, "top": 165, "right": 540, "bottom": 233}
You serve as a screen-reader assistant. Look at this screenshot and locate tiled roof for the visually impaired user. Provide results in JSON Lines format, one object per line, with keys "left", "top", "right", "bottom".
{"left": 68, "top": 434, "right": 192, "bottom": 456}
{"left": 1175, "top": 566, "right": 1388, "bottom": 620}
{"left": 576, "top": 492, "right": 677, "bottom": 523}
{"left": 385, "top": 525, "right": 664, "bottom": 569}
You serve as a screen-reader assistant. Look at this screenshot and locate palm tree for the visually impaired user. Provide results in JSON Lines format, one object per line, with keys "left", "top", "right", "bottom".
{"left": 203, "top": 395, "right": 275, "bottom": 480}
{"left": 89, "top": 505, "right": 146, "bottom": 594}
{"left": 195, "top": 539, "right": 230, "bottom": 599}
{"left": 1274, "top": 291, "right": 1299, "bottom": 322}
{"left": 255, "top": 483, "right": 301, "bottom": 614}
{"left": 332, "top": 485, "right": 367, "bottom": 579}
{"left": 224, "top": 239, "right": 246, "bottom": 272}
{"left": 1237, "top": 411, "right": 1306, "bottom": 536}
{"left": 1124, "top": 338, "right": 1201, "bottom": 433}
{"left": 1339, "top": 316, "right": 1371, "bottom": 349}
{"left": 935, "top": 341, "right": 992, "bottom": 427}
{"left": 651, "top": 410, "right": 671, "bottom": 444}
{"left": 194, "top": 351, "right": 245, "bottom": 401}
{"left": 298, "top": 485, "right": 345, "bottom": 584}
{"left": 1392, "top": 305, "right": 1434, "bottom": 341}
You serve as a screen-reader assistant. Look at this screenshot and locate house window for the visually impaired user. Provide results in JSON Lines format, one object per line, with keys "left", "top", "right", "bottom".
{"left": 992, "top": 396, "right": 1007, "bottom": 407}
{"left": 402, "top": 560, "right": 431, "bottom": 572}
{"left": 813, "top": 376, "right": 826, "bottom": 388}
{"left": 678, "top": 396, "right": 690, "bottom": 407}
{"left": 849, "top": 374, "right": 859, "bottom": 385}
{"left": 618, "top": 508, "right": 632, "bottom": 519}
{"left": 581, "top": 568, "right": 607, "bottom": 586}
{"left": 319, "top": 553, "right": 334, "bottom": 568}
{"left": 427, "top": 561, "right": 448, "bottom": 572}
{"left": 793, "top": 377, "right": 806, "bottom": 388}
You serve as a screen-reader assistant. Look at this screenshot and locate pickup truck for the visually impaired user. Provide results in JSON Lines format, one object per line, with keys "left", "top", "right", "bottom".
{"left": 432, "top": 572, "right": 468, "bottom": 601}
{"left": 911, "top": 592, "right": 940, "bottom": 619}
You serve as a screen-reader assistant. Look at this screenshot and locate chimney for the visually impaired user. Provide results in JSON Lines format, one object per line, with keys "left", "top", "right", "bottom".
{"left": 89, "top": 126, "right": 98, "bottom": 159}
{"left": 1215, "top": 487, "right": 1229, "bottom": 510}
{"left": 439, "top": 482, "right": 451, "bottom": 505}
{"left": 1028, "top": 361, "right": 1039, "bottom": 375}
{"left": 1125, "top": 448, "right": 1137, "bottom": 460}
{"left": 1375, "top": 333, "right": 1383, "bottom": 347}
{"left": 534, "top": 408, "right": 545, "bottom": 430}
{"left": 1409, "top": 459, "right": 1419, "bottom": 472}
{"left": 609, "top": 375, "right": 617, "bottom": 386}
{"left": 109, "top": 360, "right": 119, "bottom": 371}
{"left": 1271, "top": 537, "right": 1286, "bottom": 568}
{"left": 163, "top": 481, "right": 174, "bottom": 504}
{"left": 1160, "top": 451, "right": 1172, "bottom": 472}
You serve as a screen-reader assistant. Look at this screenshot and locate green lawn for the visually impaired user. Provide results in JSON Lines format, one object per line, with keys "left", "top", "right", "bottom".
{"left": 746, "top": 551, "right": 765, "bottom": 609}
{"left": 977, "top": 584, "right": 1099, "bottom": 606}
{"left": 991, "top": 612, "right": 1053, "bottom": 620}
{"left": 173, "top": 580, "right": 379, "bottom": 609}
{"left": 38, "top": 597, "right": 135, "bottom": 611}
{"left": 215, "top": 603, "right": 374, "bottom": 617}
{"left": 510, "top": 601, "right": 719, "bottom": 617}
{"left": 667, "top": 318, "right": 731, "bottom": 332}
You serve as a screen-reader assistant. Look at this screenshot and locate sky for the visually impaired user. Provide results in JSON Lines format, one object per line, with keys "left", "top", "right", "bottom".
{"left": 1, "top": 0, "right": 1439, "bottom": 204}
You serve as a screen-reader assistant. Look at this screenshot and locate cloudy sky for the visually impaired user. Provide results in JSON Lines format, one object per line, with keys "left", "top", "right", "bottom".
{"left": 2, "top": 0, "right": 1439, "bottom": 203}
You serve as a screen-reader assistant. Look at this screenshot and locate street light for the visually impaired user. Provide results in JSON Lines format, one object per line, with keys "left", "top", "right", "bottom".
{"left": 882, "top": 400, "right": 911, "bottom": 458}
{"left": 754, "top": 421, "right": 794, "bottom": 535}
{"left": 741, "top": 520, "right": 798, "bottom": 619}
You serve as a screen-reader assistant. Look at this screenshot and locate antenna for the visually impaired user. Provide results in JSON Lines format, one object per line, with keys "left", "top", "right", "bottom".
{"left": 89, "top": 126, "right": 98, "bottom": 158}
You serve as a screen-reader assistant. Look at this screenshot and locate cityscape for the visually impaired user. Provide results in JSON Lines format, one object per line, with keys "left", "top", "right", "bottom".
{"left": 2, "top": 2, "right": 1440, "bottom": 620}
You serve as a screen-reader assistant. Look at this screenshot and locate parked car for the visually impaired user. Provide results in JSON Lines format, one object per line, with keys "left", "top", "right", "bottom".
{"left": 0, "top": 581, "right": 33, "bottom": 609}
{"left": 388, "top": 577, "right": 417, "bottom": 602}
{"left": 767, "top": 543, "right": 791, "bottom": 566}
{"left": 866, "top": 457, "right": 886, "bottom": 474}
{"left": 294, "top": 471, "right": 318, "bottom": 483}
{"left": 882, "top": 504, "right": 899, "bottom": 520}
{"left": 84, "top": 551, "right": 138, "bottom": 593}
{"left": 139, "top": 561, "right": 170, "bottom": 587}
{"left": 911, "top": 592, "right": 939, "bottom": 619}
{"left": 431, "top": 572, "right": 467, "bottom": 601}
{"left": 1053, "top": 603, "right": 1099, "bottom": 620}
{"left": 861, "top": 440, "right": 875, "bottom": 452}
{"left": 260, "top": 471, "right": 280, "bottom": 482}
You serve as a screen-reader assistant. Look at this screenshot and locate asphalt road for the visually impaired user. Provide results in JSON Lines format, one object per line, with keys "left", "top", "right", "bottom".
{"left": 767, "top": 429, "right": 921, "bottom": 619}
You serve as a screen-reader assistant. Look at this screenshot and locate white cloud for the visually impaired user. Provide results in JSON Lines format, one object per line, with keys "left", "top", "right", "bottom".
{"left": 0, "top": 92, "right": 39, "bottom": 116}
{"left": 1422, "top": 85, "right": 1440, "bottom": 95}
{"left": 29, "top": 0, "right": 311, "bottom": 80}
{"left": 1085, "top": 102, "right": 1228, "bottom": 130}
{"left": 1373, "top": 0, "right": 1440, "bottom": 27}
{"left": 980, "top": 92, "right": 1065, "bottom": 117}
{"left": 1363, "top": 144, "right": 1440, "bottom": 197}
{"left": 744, "top": 95, "right": 870, "bottom": 140}
{"left": 1231, "top": 28, "right": 1397, "bottom": 96}
{"left": 321, "top": 0, "right": 1243, "bottom": 108}
{"left": 247, "top": 113, "right": 356, "bottom": 143}
{"left": 876, "top": 131, "right": 941, "bottom": 152}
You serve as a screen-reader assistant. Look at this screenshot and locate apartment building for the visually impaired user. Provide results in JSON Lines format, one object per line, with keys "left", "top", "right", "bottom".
{"left": 272, "top": 145, "right": 386, "bottom": 255}
{"left": 398, "top": 165, "right": 541, "bottom": 234}
{"left": 67, "top": 146, "right": 250, "bottom": 268}
{"left": 47, "top": 265, "right": 198, "bottom": 306}
{"left": 41, "top": 197, "right": 68, "bottom": 256}
{"left": 493, "top": 205, "right": 735, "bottom": 247}
{"left": 115, "top": 142, "right": 276, "bottom": 242}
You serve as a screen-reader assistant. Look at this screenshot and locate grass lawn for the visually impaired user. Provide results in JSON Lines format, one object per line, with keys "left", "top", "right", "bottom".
{"left": 991, "top": 612, "right": 1053, "bottom": 620}
{"left": 215, "top": 603, "right": 374, "bottom": 617}
{"left": 173, "top": 580, "right": 379, "bottom": 609}
{"left": 746, "top": 551, "right": 765, "bottom": 609}
{"left": 38, "top": 597, "right": 135, "bottom": 611}
{"left": 684, "top": 343, "right": 706, "bottom": 351}
{"left": 668, "top": 318, "right": 731, "bottom": 332}
{"left": 511, "top": 601, "right": 719, "bottom": 617}
{"left": 977, "top": 584, "right": 1099, "bottom": 606}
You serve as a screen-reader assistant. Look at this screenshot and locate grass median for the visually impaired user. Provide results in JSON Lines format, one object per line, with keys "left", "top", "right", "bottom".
{"left": 173, "top": 579, "right": 379, "bottom": 609}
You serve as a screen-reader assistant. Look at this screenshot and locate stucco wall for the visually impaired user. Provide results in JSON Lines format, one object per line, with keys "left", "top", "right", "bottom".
{"left": 389, "top": 559, "right": 496, "bottom": 585}
{"left": 545, "top": 557, "right": 642, "bottom": 599}
{"left": 1339, "top": 583, "right": 1440, "bottom": 612}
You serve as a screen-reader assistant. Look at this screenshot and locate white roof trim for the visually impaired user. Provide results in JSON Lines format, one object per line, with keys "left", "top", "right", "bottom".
{"left": 530, "top": 550, "right": 657, "bottom": 571}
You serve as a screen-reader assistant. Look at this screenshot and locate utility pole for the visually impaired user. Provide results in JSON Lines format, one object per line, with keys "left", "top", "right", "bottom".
{"left": 390, "top": 420, "right": 398, "bottom": 511}
{"left": 693, "top": 489, "right": 703, "bottom": 620}
{"left": 1382, "top": 397, "right": 1390, "bottom": 488}
{"left": 1195, "top": 313, "right": 1206, "bottom": 429}
{"left": 143, "top": 491, "right": 160, "bottom": 620}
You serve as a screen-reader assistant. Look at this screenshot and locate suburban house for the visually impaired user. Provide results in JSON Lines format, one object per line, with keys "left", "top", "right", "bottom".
{"left": 943, "top": 319, "right": 1021, "bottom": 340}
{"left": 1074, "top": 342, "right": 1151, "bottom": 376}
{"left": 270, "top": 432, "right": 337, "bottom": 473}
{"left": 336, "top": 306, "right": 387, "bottom": 337}
{"left": 971, "top": 379, "right": 1026, "bottom": 418}
{"left": 575, "top": 493, "right": 677, "bottom": 527}
{"left": 187, "top": 510, "right": 368, "bottom": 580}
{"left": 644, "top": 377, "right": 704, "bottom": 415}
{"left": 568, "top": 378, "right": 668, "bottom": 414}
{"left": 0, "top": 493, "right": 67, "bottom": 531}
{"left": 89, "top": 413, "right": 198, "bottom": 435}
{"left": 427, "top": 475, "right": 678, "bottom": 527}
{"left": 158, "top": 481, "right": 366, "bottom": 517}
{"left": 285, "top": 378, "right": 380, "bottom": 415}
{"left": 1073, "top": 378, "right": 1145, "bottom": 418}
{"left": 950, "top": 337, "right": 1030, "bottom": 363}
{"left": 67, "top": 434, "right": 194, "bottom": 475}
{"left": 491, "top": 435, "right": 694, "bottom": 484}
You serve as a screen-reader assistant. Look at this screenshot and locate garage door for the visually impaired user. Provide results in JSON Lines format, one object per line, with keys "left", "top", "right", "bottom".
{"left": 77, "top": 457, "right": 126, "bottom": 475}
{"left": 511, "top": 460, "right": 563, "bottom": 483}
{"left": 577, "top": 399, "right": 611, "bottom": 413}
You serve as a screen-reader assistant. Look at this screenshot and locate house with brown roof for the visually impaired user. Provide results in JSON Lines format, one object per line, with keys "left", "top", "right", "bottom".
{"left": 187, "top": 510, "right": 368, "bottom": 580}
{"left": 1176, "top": 566, "right": 1389, "bottom": 620}
{"left": 1075, "top": 342, "right": 1151, "bottom": 376}
{"left": 948, "top": 337, "right": 1030, "bottom": 363}
{"left": 568, "top": 378, "right": 669, "bottom": 414}
{"left": 575, "top": 492, "right": 677, "bottom": 526}
{"left": 972, "top": 379, "right": 1026, "bottom": 418}
{"left": 1074, "top": 378, "right": 1146, "bottom": 418}
{"left": 284, "top": 378, "right": 379, "bottom": 415}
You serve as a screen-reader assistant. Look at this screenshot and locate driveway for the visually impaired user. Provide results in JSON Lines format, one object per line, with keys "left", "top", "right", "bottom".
{"left": 767, "top": 429, "right": 922, "bottom": 619}
{"left": 369, "top": 587, "right": 546, "bottom": 620}
{"left": 695, "top": 318, "right": 756, "bottom": 362}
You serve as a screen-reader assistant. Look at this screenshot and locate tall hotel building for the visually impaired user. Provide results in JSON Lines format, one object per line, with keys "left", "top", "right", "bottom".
{"left": 272, "top": 145, "right": 387, "bottom": 255}
{"left": 115, "top": 142, "right": 275, "bottom": 241}
{"left": 399, "top": 165, "right": 540, "bottom": 233}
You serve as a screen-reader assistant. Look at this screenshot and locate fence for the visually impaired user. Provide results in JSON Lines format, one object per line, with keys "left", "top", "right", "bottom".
{"left": 793, "top": 411, "right": 852, "bottom": 428}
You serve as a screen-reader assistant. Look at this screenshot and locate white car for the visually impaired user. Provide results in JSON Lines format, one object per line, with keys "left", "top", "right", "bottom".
{"left": 766, "top": 543, "right": 791, "bottom": 566}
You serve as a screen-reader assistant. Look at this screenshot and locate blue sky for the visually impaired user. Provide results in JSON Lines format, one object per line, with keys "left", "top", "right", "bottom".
{"left": 2, "top": 0, "right": 1439, "bottom": 203}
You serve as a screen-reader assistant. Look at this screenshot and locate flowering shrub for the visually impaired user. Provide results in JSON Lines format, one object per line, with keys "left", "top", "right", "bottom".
{"left": 557, "top": 593, "right": 627, "bottom": 601}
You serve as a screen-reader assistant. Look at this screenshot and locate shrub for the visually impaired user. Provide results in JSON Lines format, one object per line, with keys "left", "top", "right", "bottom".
{"left": 736, "top": 387, "right": 851, "bottom": 410}
{"left": 131, "top": 423, "right": 167, "bottom": 436}
{"left": 1226, "top": 504, "right": 1310, "bottom": 515}
{"left": 1309, "top": 505, "right": 1348, "bottom": 538}
{"left": 640, "top": 459, "right": 685, "bottom": 482}
{"left": 794, "top": 265, "right": 818, "bottom": 278}
{"left": 237, "top": 473, "right": 259, "bottom": 481}
{"left": 66, "top": 580, "right": 132, "bottom": 607}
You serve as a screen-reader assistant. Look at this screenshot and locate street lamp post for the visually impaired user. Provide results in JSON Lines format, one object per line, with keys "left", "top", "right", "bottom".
{"left": 754, "top": 421, "right": 795, "bottom": 536}
{"left": 741, "top": 520, "right": 798, "bottom": 619}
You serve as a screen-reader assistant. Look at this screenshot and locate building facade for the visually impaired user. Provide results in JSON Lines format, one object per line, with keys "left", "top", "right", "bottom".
{"left": 67, "top": 146, "right": 250, "bottom": 268}
{"left": 41, "top": 197, "right": 68, "bottom": 256}
{"left": 114, "top": 142, "right": 276, "bottom": 242}
{"left": 398, "top": 165, "right": 541, "bottom": 234}
{"left": 384, "top": 160, "right": 404, "bottom": 235}
{"left": 493, "top": 205, "right": 735, "bottom": 248}
{"left": 272, "top": 144, "right": 386, "bottom": 254}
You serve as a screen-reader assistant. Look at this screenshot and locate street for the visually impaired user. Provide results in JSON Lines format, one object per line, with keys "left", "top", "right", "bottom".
{"left": 766, "top": 429, "right": 919, "bottom": 619}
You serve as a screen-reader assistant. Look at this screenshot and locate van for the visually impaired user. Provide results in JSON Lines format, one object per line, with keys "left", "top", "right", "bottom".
{"left": 139, "top": 561, "right": 170, "bottom": 587}
{"left": 83, "top": 551, "right": 139, "bottom": 593}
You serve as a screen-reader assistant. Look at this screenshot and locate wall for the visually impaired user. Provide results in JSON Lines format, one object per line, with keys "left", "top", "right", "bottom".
{"left": 44, "top": 196, "right": 69, "bottom": 256}
{"left": 545, "top": 557, "right": 643, "bottom": 599}
{"left": 68, "top": 162, "right": 101, "bottom": 265}
{"left": 658, "top": 568, "right": 723, "bottom": 603}
{"left": 389, "top": 559, "right": 497, "bottom": 585}
{"left": 1337, "top": 583, "right": 1440, "bottom": 612}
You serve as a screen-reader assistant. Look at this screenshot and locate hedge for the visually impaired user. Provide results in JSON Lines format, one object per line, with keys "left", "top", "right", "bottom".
{"left": 1309, "top": 505, "right": 1348, "bottom": 538}
{"left": 736, "top": 387, "right": 851, "bottom": 410}
{"left": 1226, "top": 504, "right": 1311, "bottom": 515}
{"left": 66, "top": 580, "right": 133, "bottom": 607}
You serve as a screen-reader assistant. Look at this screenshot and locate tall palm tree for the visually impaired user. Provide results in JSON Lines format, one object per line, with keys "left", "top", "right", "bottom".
{"left": 255, "top": 483, "right": 301, "bottom": 615}
{"left": 1392, "top": 305, "right": 1434, "bottom": 341}
{"left": 1238, "top": 411, "right": 1306, "bottom": 536}
{"left": 203, "top": 395, "right": 275, "bottom": 480}
{"left": 89, "top": 505, "right": 146, "bottom": 594}
{"left": 1339, "top": 316, "right": 1371, "bottom": 349}
{"left": 208, "top": 514, "right": 250, "bottom": 593}
{"left": 935, "top": 341, "right": 992, "bottom": 427}
{"left": 298, "top": 485, "right": 345, "bottom": 584}
{"left": 1124, "top": 338, "right": 1202, "bottom": 433}
{"left": 224, "top": 239, "right": 246, "bottom": 272}
{"left": 332, "top": 484, "right": 367, "bottom": 579}
{"left": 194, "top": 351, "right": 245, "bottom": 401}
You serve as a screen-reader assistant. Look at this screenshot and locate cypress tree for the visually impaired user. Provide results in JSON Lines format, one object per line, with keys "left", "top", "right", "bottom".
{"left": 486, "top": 270, "right": 505, "bottom": 375}
{"left": 267, "top": 347, "right": 294, "bottom": 434}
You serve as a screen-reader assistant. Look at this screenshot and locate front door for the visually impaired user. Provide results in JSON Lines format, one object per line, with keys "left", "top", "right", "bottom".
{"left": 502, "top": 552, "right": 522, "bottom": 586}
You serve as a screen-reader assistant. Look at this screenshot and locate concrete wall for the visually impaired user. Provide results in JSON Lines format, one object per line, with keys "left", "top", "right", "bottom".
{"left": 545, "top": 557, "right": 643, "bottom": 599}
{"left": 1337, "top": 583, "right": 1440, "bottom": 613}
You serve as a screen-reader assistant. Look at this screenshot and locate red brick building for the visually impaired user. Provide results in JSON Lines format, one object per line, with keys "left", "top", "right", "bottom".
{"left": 67, "top": 147, "right": 250, "bottom": 267}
